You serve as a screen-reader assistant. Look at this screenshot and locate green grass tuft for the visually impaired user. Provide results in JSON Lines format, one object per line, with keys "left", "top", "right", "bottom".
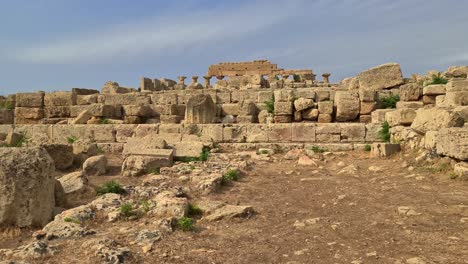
{"left": 309, "top": 145, "right": 326, "bottom": 153}
{"left": 188, "top": 204, "right": 203, "bottom": 216}
{"left": 96, "top": 181, "right": 125, "bottom": 195}
{"left": 221, "top": 169, "right": 239, "bottom": 185}
{"left": 378, "top": 121, "right": 391, "bottom": 142}
{"left": 264, "top": 99, "right": 275, "bottom": 114}
{"left": 364, "top": 144, "right": 372, "bottom": 152}
{"left": 177, "top": 217, "right": 194, "bottom": 231}
{"left": 67, "top": 136, "right": 78, "bottom": 144}
{"left": 427, "top": 73, "right": 448, "bottom": 85}
{"left": 63, "top": 217, "right": 81, "bottom": 224}
{"left": 380, "top": 94, "right": 400, "bottom": 109}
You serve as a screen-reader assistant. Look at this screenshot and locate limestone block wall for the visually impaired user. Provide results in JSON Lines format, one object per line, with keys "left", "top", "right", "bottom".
{"left": 0, "top": 122, "right": 384, "bottom": 149}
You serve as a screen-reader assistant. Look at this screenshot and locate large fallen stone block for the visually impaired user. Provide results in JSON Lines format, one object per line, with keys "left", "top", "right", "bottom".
{"left": 274, "top": 102, "right": 293, "bottom": 115}
{"left": 446, "top": 66, "right": 468, "bottom": 78}
{"left": 294, "top": 98, "right": 314, "bottom": 111}
{"left": 83, "top": 155, "right": 107, "bottom": 177}
{"left": 335, "top": 91, "right": 360, "bottom": 121}
{"left": 15, "top": 107, "right": 44, "bottom": 120}
{"left": 0, "top": 147, "right": 55, "bottom": 227}
{"left": 357, "top": 63, "right": 404, "bottom": 90}
{"left": 411, "top": 108, "right": 464, "bottom": 134}
{"left": 58, "top": 171, "right": 91, "bottom": 205}
{"left": 436, "top": 127, "right": 468, "bottom": 160}
{"left": 173, "top": 141, "right": 205, "bottom": 158}
{"left": 122, "top": 150, "right": 174, "bottom": 177}
{"left": 371, "top": 143, "right": 400, "bottom": 157}
{"left": 42, "top": 144, "right": 74, "bottom": 171}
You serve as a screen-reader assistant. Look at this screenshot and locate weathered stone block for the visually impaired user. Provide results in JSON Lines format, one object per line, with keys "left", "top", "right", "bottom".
{"left": 317, "top": 114, "right": 333, "bottom": 123}
{"left": 359, "top": 115, "right": 372, "bottom": 123}
{"left": 360, "top": 101, "right": 377, "bottom": 115}
{"left": 335, "top": 91, "right": 360, "bottom": 121}
{"left": 44, "top": 92, "right": 77, "bottom": 106}
{"left": 371, "top": 109, "right": 394, "bottom": 124}
{"left": 423, "top": 95, "right": 436, "bottom": 105}
{"left": 317, "top": 101, "right": 333, "bottom": 115}
{"left": 15, "top": 107, "right": 44, "bottom": 120}
{"left": 358, "top": 63, "right": 404, "bottom": 90}
{"left": 315, "top": 90, "right": 330, "bottom": 101}
{"left": 122, "top": 105, "right": 153, "bottom": 116}
{"left": 268, "top": 124, "right": 292, "bottom": 142}
{"left": 238, "top": 100, "right": 257, "bottom": 115}
{"left": 15, "top": 92, "right": 44, "bottom": 107}
{"left": 0, "top": 147, "right": 55, "bottom": 227}
{"left": 44, "top": 106, "right": 71, "bottom": 118}
{"left": 273, "top": 89, "right": 294, "bottom": 102}
{"left": 385, "top": 108, "right": 416, "bottom": 126}
{"left": 399, "top": 84, "right": 421, "bottom": 101}
{"left": 423, "top": 84, "right": 446, "bottom": 95}
{"left": 185, "top": 94, "right": 216, "bottom": 124}
{"left": 76, "top": 94, "right": 98, "bottom": 105}
{"left": 302, "top": 108, "right": 319, "bottom": 121}
{"left": 42, "top": 144, "right": 74, "bottom": 171}
{"left": 359, "top": 89, "right": 376, "bottom": 102}
{"left": 160, "top": 115, "right": 183, "bottom": 124}
{"left": 273, "top": 115, "right": 292, "bottom": 123}
{"left": 294, "top": 98, "right": 314, "bottom": 111}
{"left": 372, "top": 143, "right": 400, "bottom": 157}
{"left": 411, "top": 108, "right": 464, "bottom": 134}
{"left": 340, "top": 123, "right": 366, "bottom": 142}
{"left": 447, "top": 79, "right": 468, "bottom": 92}
{"left": 292, "top": 123, "right": 316, "bottom": 142}
{"left": 257, "top": 91, "right": 273, "bottom": 103}
{"left": 221, "top": 104, "right": 239, "bottom": 116}
{"left": 396, "top": 101, "right": 424, "bottom": 109}
{"left": 274, "top": 102, "right": 293, "bottom": 115}
{"left": 436, "top": 127, "right": 468, "bottom": 160}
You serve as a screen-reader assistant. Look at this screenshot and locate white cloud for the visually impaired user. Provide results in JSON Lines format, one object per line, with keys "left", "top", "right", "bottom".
{"left": 11, "top": 0, "right": 306, "bottom": 64}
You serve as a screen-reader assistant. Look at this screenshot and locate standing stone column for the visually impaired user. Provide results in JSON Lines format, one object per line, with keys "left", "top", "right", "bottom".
{"left": 322, "top": 73, "right": 331, "bottom": 84}
{"left": 191, "top": 76, "right": 198, "bottom": 84}
{"left": 178, "top": 76, "right": 187, "bottom": 85}
{"left": 216, "top": 75, "right": 224, "bottom": 80}
{"left": 203, "top": 76, "right": 212, "bottom": 88}
{"left": 185, "top": 94, "right": 216, "bottom": 124}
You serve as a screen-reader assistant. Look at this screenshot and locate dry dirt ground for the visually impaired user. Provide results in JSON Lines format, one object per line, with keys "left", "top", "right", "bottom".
{"left": 2, "top": 150, "right": 468, "bottom": 264}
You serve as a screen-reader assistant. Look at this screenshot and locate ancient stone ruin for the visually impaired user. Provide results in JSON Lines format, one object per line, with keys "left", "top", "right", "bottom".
{"left": 0, "top": 60, "right": 467, "bottom": 263}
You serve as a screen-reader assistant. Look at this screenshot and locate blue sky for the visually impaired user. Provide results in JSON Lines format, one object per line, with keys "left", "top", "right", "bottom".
{"left": 1, "top": 0, "right": 468, "bottom": 95}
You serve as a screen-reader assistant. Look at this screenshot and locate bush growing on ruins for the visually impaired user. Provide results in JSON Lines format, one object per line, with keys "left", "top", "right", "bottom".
{"left": 67, "top": 136, "right": 78, "bottom": 144}
{"left": 380, "top": 94, "right": 400, "bottom": 109}
{"left": 139, "top": 199, "right": 152, "bottom": 213}
{"left": 378, "top": 121, "right": 391, "bottom": 142}
{"left": 259, "top": 149, "right": 269, "bottom": 155}
{"left": 364, "top": 144, "right": 372, "bottom": 151}
{"left": 96, "top": 180, "right": 125, "bottom": 195}
{"left": 427, "top": 73, "right": 448, "bottom": 86}
{"left": 188, "top": 204, "right": 203, "bottom": 216}
{"left": 222, "top": 169, "right": 239, "bottom": 185}
{"left": 309, "top": 145, "right": 326, "bottom": 153}
{"left": 293, "top": 74, "right": 301, "bottom": 82}
{"left": 264, "top": 99, "right": 275, "bottom": 114}
{"left": 177, "top": 217, "right": 194, "bottom": 231}
{"left": 449, "top": 172, "right": 458, "bottom": 180}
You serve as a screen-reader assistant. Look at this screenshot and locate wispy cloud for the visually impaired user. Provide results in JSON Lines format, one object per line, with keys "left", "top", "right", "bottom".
{"left": 11, "top": 0, "right": 306, "bottom": 64}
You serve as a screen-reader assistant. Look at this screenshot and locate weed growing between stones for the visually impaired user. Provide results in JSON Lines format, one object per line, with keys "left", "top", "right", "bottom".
{"left": 63, "top": 217, "right": 80, "bottom": 224}
{"left": 364, "top": 144, "right": 372, "bottom": 151}
{"left": 67, "top": 136, "right": 78, "bottom": 144}
{"left": 378, "top": 121, "right": 391, "bottom": 142}
{"left": 380, "top": 94, "right": 400, "bottom": 109}
{"left": 188, "top": 204, "right": 203, "bottom": 216}
{"left": 427, "top": 73, "right": 448, "bottom": 85}
{"left": 309, "top": 145, "right": 327, "bottom": 153}
{"left": 221, "top": 169, "right": 239, "bottom": 185}
{"left": 264, "top": 99, "right": 275, "bottom": 114}
{"left": 96, "top": 181, "right": 125, "bottom": 195}
{"left": 177, "top": 217, "right": 194, "bottom": 231}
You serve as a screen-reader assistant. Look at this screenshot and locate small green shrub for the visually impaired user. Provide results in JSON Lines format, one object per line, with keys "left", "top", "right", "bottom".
{"left": 147, "top": 167, "right": 160, "bottom": 175}
{"left": 378, "top": 121, "right": 391, "bottom": 142}
{"left": 380, "top": 94, "right": 400, "bottom": 109}
{"left": 199, "top": 147, "right": 210, "bottom": 162}
{"left": 259, "top": 149, "right": 269, "bottom": 155}
{"left": 309, "top": 146, "right": 326, "bottom": 153}
{"left": 449, "top": 172, "right": 458, "bottom": 180}
{"left": 96, "top": 181, "right": 125, "bottom": 195}
{"left": 264, "top": 99, "right": 275, "bottom": 114}
{"left": 427, "top": 73, "right": 448, "bottom": 86}
{"left": 222, "top": 169, "right": 239, "bottom": 185}
{"left": 188, "top": 204, "right": 203, "bottom": 216}
{"left": 96, "top": 147, "right": 105, "bottom": 154}
{"left": 293, "top": 74, "right": 301, "bottom": 82}
{"left": 364, "top": 144, "right": 372, "bottom": 151}
{"left": 119, "top": 203, "right": 135, "bottom": 217}
{"left": 5, "top": 134, "right": 28, "bottom": 147}
{"left": 63, "top": 217, "right": 80, "bottom": 224}
{"left": 177, "top": 217, "right": 194, "bottom": 231}
{"left": 0, "top": 101, "right": 14, "bottom": 110}
{"left": 67, "top": 136, "right": 78, "bottom": 144}
{"left": 100, "top": 118, "right": 110, "bottom": 124}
